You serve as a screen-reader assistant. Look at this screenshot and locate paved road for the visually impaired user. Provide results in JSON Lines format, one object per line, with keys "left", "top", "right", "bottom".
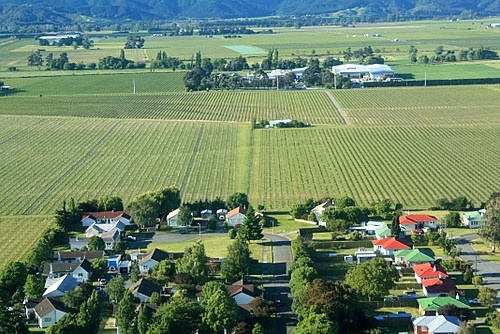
{"left": 262, "top": 233, "right": 296, "bottom": 334}
{"left": 458, "top": 234, "right": 500, "bottom": 297}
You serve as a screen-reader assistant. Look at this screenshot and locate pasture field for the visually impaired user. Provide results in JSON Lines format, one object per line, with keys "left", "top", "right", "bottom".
{"left": 0, "top": 216, "right": 52, "bottom": 269}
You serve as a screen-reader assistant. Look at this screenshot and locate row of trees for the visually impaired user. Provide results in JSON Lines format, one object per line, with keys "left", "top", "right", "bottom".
{"left": 409, "top": 45, "right": 498, "bottom": 63}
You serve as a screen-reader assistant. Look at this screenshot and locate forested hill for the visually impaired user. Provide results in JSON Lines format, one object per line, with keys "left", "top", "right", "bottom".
{"left": 0, "top": 0, "right": 499, "bottom": 25}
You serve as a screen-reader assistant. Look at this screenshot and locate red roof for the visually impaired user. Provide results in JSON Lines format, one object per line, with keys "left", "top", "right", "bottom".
{"left": 414, "top": 263, "right": 448, "bottom": 279}
{"left": 82, "top": 211, "right": 131, "bottom": 220}
{"left": 372, "top": 237, "right": 410, "bottom": 250}
{"left": 227, "top": 206, "right": 247, "bottom": 219}
{"left": 399, "top": 214, "right": 437, "bottom": 225}
{"left": 422, "top": 278, "right": 457, "bottom": 294}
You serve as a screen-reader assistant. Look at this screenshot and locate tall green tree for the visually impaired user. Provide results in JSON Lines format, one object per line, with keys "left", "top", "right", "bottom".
{"left": 177, "top": 205, "right": 193, "bottom": 226}
{"left": 0, "top": 300, "right": 30, "bottom": 334}
{"left": 88, "top": 236, "right": 105, "bottom": 251}
{"left": 221, "top": 235, "right": 252, "bottom": 283}
{"left": 105, "top": 275, "right": 125, "bottom": 303}
{"left": 238, "top": 205, "right": 263, "bottom": 242}
{"left": 345, "top": 257, "right": 399, "bottom": 301}
{"left": 176, "top": 240, "right": 208, "bottom": 284}
{"left": 63, "top": 285, "right": 91, "bottom": 310}
{"left": 478, "top": 286, "right": 497, "bottom": 308}
{"left": 479, "top": 192, "right": 500, "bottom": 252}
{"left": 148, "top": 294, "right": 202, "bottom": 334}
{"left": 23, "top": 274, "right": 44, "bottom": 299}
{"left": 294, "top": 312, "right": 339, "bottom": 334}
{"left": 77, "top": 290, "right": 100, "bottom": 332}
{"left": 117, "top": 290, "right": 136, "bottom": 334}
{"left": 97, "top": 195, "right": 123, "bottom": 211}
{"left": 137, "top": 304, "right": 150, "bottom": 334}
{"left": 227, "top": 192, "right": 249, "bottom": 210}
{"left": 391, "top": 211, "right": 402, "bottom": 237}
{"left": 27, "top": 51, "right": 43, "bottom": 68}
{"left": 0, "top": 261, "right": 28, "bottom": 297}
{"left": 201, "top": 282, "right": 239, "bottom": 333}
{"left": 128, "top": 196, "right": 160, "bottom": 227}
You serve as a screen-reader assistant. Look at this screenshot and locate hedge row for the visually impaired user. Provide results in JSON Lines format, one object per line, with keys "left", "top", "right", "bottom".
{"left": 363, "top": 78, "right": 500, "bottom": 88}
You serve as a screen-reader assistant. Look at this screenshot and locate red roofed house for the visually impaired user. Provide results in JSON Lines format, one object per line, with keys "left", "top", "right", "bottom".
{"left": 81, "top": 211, "right": 132, "bottom": 227}
{"left": 226, "top": 207, "right": 247, "bottom": 228}
{"left": 422, "top": 278, "right": 457, "bottom": 298}
{"left": 414, "top": 263, "right": 448, "bottom": 283}
{"left": 399, "top": 215, "right": 437, "bottom": 232}
{"left": 372, "top": 237, "right": 410, "bottom": 255}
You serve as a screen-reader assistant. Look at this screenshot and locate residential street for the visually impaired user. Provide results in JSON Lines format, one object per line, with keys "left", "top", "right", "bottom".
{"left": 458, "top": 234, "right": 500, "bottom": 298}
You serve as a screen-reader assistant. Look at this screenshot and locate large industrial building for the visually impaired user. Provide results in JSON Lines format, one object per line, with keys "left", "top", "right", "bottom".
{"left": 332, "top": 64, "right": 396, "bottom": 81}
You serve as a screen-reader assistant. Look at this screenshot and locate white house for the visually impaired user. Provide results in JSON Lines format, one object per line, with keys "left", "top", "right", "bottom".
{"left": 372, "top": 237, "right": 410, "bottom": 255}
{"left": 101, "top": 229, "right": 121, "bottom": 251}
{"left": 226, "top": 207, "right": 247, "bottom": 227}
{"left": 139, "top": 248, "right": 170, "bottom": 273}
{"left": 85, "top": 221, "right": 125, "bottom": 237}
{"left": 413, "top": 315, "right": 460, "bottom": 334}
{"left": 81, "top": 211, "right": 132, "bottom": 227}
{"left": 463, "top": 209, "right": 486, "bottom": 228}
{"left": 166, "top": 208, "right": 180, "bottom": 227}
{"left": 227, "top": 278, "right": 257, "bottom": 305}
{"left": 34, "top": 297, "right": 69, "bottom": 328}
{"left": 129, "top": 278, "right": 162, "bottom": 303}
{"left": 43, "top": 259, "right": 92, "bottom": 283}
{"left": 311, "top": 200, "right": 334, "bottom": 226}
{"left": 52, "top": 250, "right": 104, "bottom": 263}
{"left": 43, "top": 274, "right": 79, "bottom": 298}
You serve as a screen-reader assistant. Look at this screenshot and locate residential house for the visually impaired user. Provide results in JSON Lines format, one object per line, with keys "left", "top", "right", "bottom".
{"left": 43, "top": 259, "right": 92, "bottom": 283}
{"left": 166, "top": 208, "right": 180, "bottom": 227}
{"left": 422, "top": 278, "right": 457, "bottom": 298}
{"left": 129, "top": 278, "right": 162, "bottom": 303}
{"left": 226, "top": 207, "right": 247, "bottom": 227}
{"left": 52, "top": 250, "right": 104, "bottom": 264}
{"left": 311, "top": 200, "right": 334, "bottom": 226}
{"left": 413, "top": 315, "right": 460, "bottom": 334}
{"left": 101, "top": 229, "right": 121, "bottom": 251}
{"left": 372, "top": 237, "right": 410, "bottom": 255}
{"left": 43, "top": 274, "right": 79, "bottom": 298}
{"left": 139, "top": 248, "right": 170, "bottom": 273}
{"left": 69, "top": 237, "right": 90, "bottom": 250}
{"left": 81, "top": 211, "right": 132, "bottom": 227}
{"left": 216, "top": 209, "right": 228, "bottom": 221}
{"left": 414, "top": 263, "right": 448, "bottom": 283}
{"left": 374, "top": 224, "right": 391, "bottom": 239}
{"left": 107, "top": 254, "right": 131, "bottom": 274}
{"left": 417, "top": 296, "right": 470, "bottom": 316}
{"left": 129, "top": 249, "right": 149, "bottom": 262}
{"left": 201, "top": 209, "right": 213, "bottom": 220}
{"left": 394, "top": 249, "right": 435, "bottom": 266}
{"left": 463, "top": 209, "right": 486, "bottom": 228}
{"left": 227, "top": 278, "right": 258, "bottom": 306}
{"left": 399, "top": 214, "right": 437, "bottom": 232}
{"left": 85, "top": 221, "right": 125, "bottom": 238}
{"left": 34, "top": 297, "right": 69, "bottom": 328}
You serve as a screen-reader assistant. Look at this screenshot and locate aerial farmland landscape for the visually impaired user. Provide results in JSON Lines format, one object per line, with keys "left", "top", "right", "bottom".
{"left": 0, "top": 2, "right": 499, "bottom": 333}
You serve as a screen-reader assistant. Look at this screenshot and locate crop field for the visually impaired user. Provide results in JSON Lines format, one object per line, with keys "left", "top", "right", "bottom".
{"left": 0, "top": 89, "right": 345, "bottom": 124}
{"left": 0, "top": 216, "right": 52, "bottom": 269}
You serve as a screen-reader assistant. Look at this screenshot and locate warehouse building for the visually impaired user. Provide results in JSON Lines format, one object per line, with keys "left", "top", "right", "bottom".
{"left": 332, "top": 64, "right": 395, "bottom": 82}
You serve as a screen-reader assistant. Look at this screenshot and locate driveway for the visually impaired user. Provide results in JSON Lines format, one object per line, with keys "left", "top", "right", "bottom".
{"left": 457, "top": 234, "right": 500, "bottom": 297}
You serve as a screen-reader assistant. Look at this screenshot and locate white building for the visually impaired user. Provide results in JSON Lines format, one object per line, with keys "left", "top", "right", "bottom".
{"left": 332, "top": 64, "right": 395, "bottom": 81}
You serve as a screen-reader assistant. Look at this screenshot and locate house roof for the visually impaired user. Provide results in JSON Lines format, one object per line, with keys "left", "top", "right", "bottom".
{"left": 129, "top": 278, "right": 162, "bottom": 298}
{"left": 43, "top": 274, "right": 79, "bottom": 297}
{"left": 413, "top": 315, "right": 460, "bottom": 333}
{"left": 372, "top": 237, "right": 410, "bottom": 250}
{"left": 417, "top": 296, "right": 470, "bottom": 311}
{"left": 52, "top": 250, "right": 104, "bottom": 261}
{"left": 463, "top": 211, "right": 485, "bottom": 221}
{"left": 82, "top": 211, "right": 131, "bottom": 221}
{"left": 399, "top": 214, "right": 437, "bottom": 225}
{"left": 227, "top": 278, "right": 256, "bottom": 298}
{"left": 374, "top": 225, "right": 391, "bottom": 238}
{"left": 422, "top": 278, "right": 457, "bottom": 294}
{"left": 43, "top": 258, "right": 92, "bottom": 275}
{"left": 140, "top": 248, "right": 169, "bottom": 265}
{"left": 414, "top": 263, "right": 448, "bottom": 279}
{"left": 100, "top": 229, "right": 120, "bottom": 241}
{"left": 394, "top": 248, "right": 435, "bottom": 263}
{"left": 227, "top": 207, "right": 247, "bottom": 219}
{"left": 167, "top": 208, "right": 180, "bottom": 219}
{"left": 34, "top": 297, "right": 69, "bottom": 318}
{"left": 312, "top": 200, "right": 334, "bottom": 213}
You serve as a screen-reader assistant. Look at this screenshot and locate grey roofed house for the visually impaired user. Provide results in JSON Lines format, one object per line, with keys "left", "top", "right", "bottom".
{"left": 43, "top": 274, "right": 79, "bottom": 298}
{"left": 52, "top": 250, "right": 105, "bottom": 263}
{"left": 139, "top": 248, "right": 169, "bottom": 272}
{"left": 413, "top": 315, "right": 460, "bottom": 334}
{"left": 43, "top": 258, "right": 92, "bottom": 282}
{"left": 129, "top": 278, "right": 162, "bottom": 303}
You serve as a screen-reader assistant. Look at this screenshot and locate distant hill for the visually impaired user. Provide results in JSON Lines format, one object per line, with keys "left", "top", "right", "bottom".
{"left": 0, "top": 0, "right": 499, "bottom": 25}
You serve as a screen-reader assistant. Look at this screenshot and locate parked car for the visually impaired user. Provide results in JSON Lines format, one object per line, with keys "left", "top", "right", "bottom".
{"left": 384, "top": 297, "right": 398, "bottom": 302}
{"left": 99, "top": 278, "right": 107, "bottom": 285}
{"left": 126, "top": 235, "right": 137, "bottom": 241}
{"left": 468, "top": 298, "right": 479, "bottom": 305}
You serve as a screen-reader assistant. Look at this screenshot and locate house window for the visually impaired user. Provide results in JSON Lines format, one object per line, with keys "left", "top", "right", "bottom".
{"left": 78, "top": 273, "right": 83, "bottom": 277}
{"left": 106, "top": 243, "right": 112, "bottom": 247}
{"left": 44, "top": 317, "right": 52, "bottom": 322}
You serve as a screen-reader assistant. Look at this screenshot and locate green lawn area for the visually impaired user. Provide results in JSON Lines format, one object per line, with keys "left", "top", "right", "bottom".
{"left": 263, "top": 212, "right": 316, "bottom": 237}
{"left": 470, "top": 238, "right": 500, "bottom": 263}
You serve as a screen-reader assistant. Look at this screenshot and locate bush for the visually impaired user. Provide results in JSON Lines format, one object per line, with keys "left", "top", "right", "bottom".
{"left": 228, "top": 228, "right": 237, "bottom": 239}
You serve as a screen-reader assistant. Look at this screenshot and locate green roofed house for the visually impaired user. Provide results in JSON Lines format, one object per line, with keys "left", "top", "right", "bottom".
{"left": 374, "top": 225, "right": 391, "bottom": 239}
{"left": 394, "top": 248, "right": 435, "bottom": 266}
{"left": 463, "top": 209, "right": 486, "bottom": 228}
{"left": 417, "top": 296, "right": 470, "bottom": 315}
